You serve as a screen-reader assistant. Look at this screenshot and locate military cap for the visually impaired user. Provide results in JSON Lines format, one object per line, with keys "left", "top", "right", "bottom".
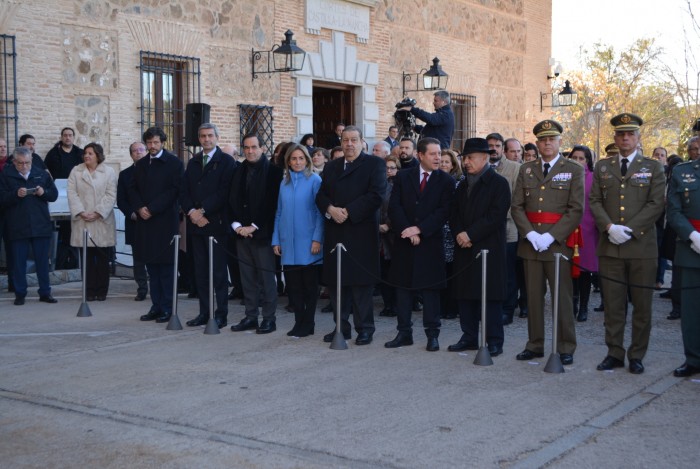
{"left": 610, "top": 113, "right": 643, "bottom": 131}
{"left": 692, "top": 118, "right": 700, "bottom": 132}
{"left": 533, "top": 120, "right": 563, "bottom": 138}
{"left": 604, "top": 143, "right": 620, "bottom": 155}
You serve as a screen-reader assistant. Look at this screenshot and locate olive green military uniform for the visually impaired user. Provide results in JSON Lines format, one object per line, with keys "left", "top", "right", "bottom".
{"left": 512, "top": 155, "right": 584, "bottom": 355}
{"left": 589, "top": 151, "right": 665, "bottom": 363}
{"left": 666, "top": 160, "right": 700, "bottom": 369}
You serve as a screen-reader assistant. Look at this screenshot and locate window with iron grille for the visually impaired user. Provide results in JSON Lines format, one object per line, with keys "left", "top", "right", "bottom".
{"left": 0, "top": 34, "right": 17, "bottom": 147}
{"left": 451, "top": 93, "right": 477, "bottom": 153}
{"left": 139, "top": 51, "right": 200, "bottom": 159}
{"left": 239, "top": 104, "right": 274, "bottom": 156}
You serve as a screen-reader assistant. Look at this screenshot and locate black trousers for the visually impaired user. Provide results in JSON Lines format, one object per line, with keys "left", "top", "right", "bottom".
{"left": 285, "top": 264, "right": 319, "bottom": 328}
{"left": 458, "top": 299, "right": 504, "bottom": 348}
{"left": 81, "top": 246, "right": 110, "bottom": 297}
{"left": 328, "top": 285, "right": 375, "bottom": 336}
{"left": 396, "top": 288, "right": 441, "bottom": 337}
{"left": 190, "top": 233, "right": 229, "bottom": 320}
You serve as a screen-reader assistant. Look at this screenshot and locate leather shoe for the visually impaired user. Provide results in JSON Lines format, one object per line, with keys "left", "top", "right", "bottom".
{"left": 155, "top": 312, "right": 172, "bottom": 323}
{"left": 659, "top": 290, "right": 671, "bottom": 299}
{"left": 560, "top": 353, "right": 574, "bottom": 365}
{"left": 323, "top": 331, "right": 351, "bottom": 343}
{"left": 674, "top": 362, "right": 700, "bottom": 377}
{"left": 412, "top": 299, "right": 423, "bottom": 312}
{"left": 628, "top": 358, "right": 644, "bottom": 374}
{"left": 516, "top": 349, "right": 544, "bottom": 361}
{"left": 256, "top": 319, "right": 276, "bottom": 334}
{"left": 519, "top": 309, "right": 528, "bottom": 318}
{"left": 355, "top": 332, "right": 373, "bottom": 345}
{"left": 227, "top": 289, "right": 242, "bottom": 300}
{"left": 134, "top": 292, "right": 146, "bottom": 301}
{"left": 230, "top": 317, "right": 258, "bottom": 332}
{"left": 186, "top": 315, "right": 208, "bottom": 327}
{"left": 140, "top": 309, "right": 160, "bottom": 321}
{"left": 379, "top": 307, "right": 397, "bottom": 317}
{"left": 593, "top": 304, "right": 604, "bottom": 312}
{"left": 488, "top": 345, "right": 503, "bottom": 357}
{"left": 426, "top": 337, "right": 439, "bottom": 352}
{"left": 384, "top": 333, "right": 413, "bottom": 348}
{"left": 215, "top": 317, "right": 227, "bottom": 329}
{"left": 667, "top": 310, "right": 681, "bottom": 320}
{"left": 447, "top": 340, "right": 478, "bottom": 352}
{"left": 596, "top": 355, "right": 624, "bottom": 371}
{"left": 14, "top": 296, "right": 25, "bottom": 306}
{"left": 39, "top": 295, "right": 57, "bottom": 304}
{"left": 502, "top": 314, "right": 513, "bottom": 325}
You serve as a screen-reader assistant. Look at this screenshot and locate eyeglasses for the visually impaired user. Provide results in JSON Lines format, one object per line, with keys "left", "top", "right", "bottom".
{"left": 14, "top": 160, "right": 31, "bottom": 166}
{"left": 386, "top": 166, "right": 398, "bottom": 171}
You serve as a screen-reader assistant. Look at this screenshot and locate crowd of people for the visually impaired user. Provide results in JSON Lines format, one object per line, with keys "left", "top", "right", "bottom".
{"left": 1, "top": 104, "right": 700, "bottom": 379}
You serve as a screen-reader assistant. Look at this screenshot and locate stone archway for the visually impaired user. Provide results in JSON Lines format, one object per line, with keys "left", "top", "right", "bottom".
{"left": 292, "top": 32, "right": 379, "bottom": 141}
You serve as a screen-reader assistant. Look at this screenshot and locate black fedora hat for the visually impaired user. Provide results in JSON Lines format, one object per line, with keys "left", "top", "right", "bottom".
{"left": 462, "top": 137, "right": 495, "bottom": 156}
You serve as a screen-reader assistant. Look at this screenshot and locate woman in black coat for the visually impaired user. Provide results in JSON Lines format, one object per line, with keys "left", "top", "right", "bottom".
{"left": 448, "top": 138, "right": 511, "bottom": 356}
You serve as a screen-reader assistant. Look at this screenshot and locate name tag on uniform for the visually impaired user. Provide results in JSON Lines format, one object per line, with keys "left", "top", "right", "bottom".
{"left": 551, "top": 172, "right": 572, "bottom": 182}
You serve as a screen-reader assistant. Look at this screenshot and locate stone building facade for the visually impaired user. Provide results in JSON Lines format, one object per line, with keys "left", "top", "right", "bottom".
{"left": 0, "top": 0, "right": 553, "bottom": 170}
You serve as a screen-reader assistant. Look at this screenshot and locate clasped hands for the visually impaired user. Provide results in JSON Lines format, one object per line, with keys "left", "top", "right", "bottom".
{"left": 188, "top": 208, "right": 209, "bottom": 227}
{"left": 526, "top": 231, "right": 555, "bottom": 252}
{"left": 455, "top": 231, "right": 472, "bottom": 248}
{"left": 401, "top": 226, "right": 421, "bottom": 246}
{"left": 79, "top": 211, "right": 102, "bottom": 222}
{"left": 607, "top": 224, "right": 633, "bottom": 245}
{"left": 327, "top": 205, "right": 348, "bottom": 224}
{"left": 235, "top": 225, "right": 256, "bottom": 238}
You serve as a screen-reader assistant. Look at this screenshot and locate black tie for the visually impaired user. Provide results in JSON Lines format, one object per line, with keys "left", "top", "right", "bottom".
{"left": 621, "top": 158, "right": 628, "bottom": 177}
{"left": 543, "top": 163, "right": 550, "bottom": 177}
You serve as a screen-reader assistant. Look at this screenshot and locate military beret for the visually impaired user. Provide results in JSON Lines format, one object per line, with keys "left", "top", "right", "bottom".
{"left": 533, "top": 120, "right": 563, "bottom": 138}
{"left": 604, "top": 143, "right": 620, "bottom": 155}
{"left": 610, "top": 113, "right": 643, "bottom": 131}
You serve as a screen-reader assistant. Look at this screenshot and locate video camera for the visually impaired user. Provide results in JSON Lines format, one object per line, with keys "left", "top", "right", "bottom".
{"left": 393, "top": 97, "right": 417, "bottom": 138}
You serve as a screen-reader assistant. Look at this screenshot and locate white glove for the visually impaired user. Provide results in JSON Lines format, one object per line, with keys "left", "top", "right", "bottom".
{"left": 608, "top": 224, "right": 633, "bottom": 245}
{"left": 536, "top": 233, "right": 555, "bottom": 252}
{"left": 689, "top": 231, "right": 700, "bottom": 254}
{"left": 526, "top": 231, "right": 540, "bottom": 251}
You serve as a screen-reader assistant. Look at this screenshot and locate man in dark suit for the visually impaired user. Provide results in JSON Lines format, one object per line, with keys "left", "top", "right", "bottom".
{"left": 128, "top": 127, "right": 184, "bottom": 324}
{"left": 229, "top": 133, "right": 283, "bottom": 334}
{"left": 325, "top": 123, "right": 345, "bottom": 149}
{"left": 316, "top": 125, "right": 387, "bottom": 345}
{"left": 385, "top": 137, "right": 454, "bottom": 351}
{"left": 511, "top": 120, "right": 584, "bottom": 366}
{"left": 384, "top": 126, "right": 399, "bottom": 149}
{"left": 181, "top": 123, "right": 237, "bottom": 329}
{"left": 117, "top": 142, "right": 149, "bottom": 301}
{"left": 589, "top": 114, "right": 665, "bottom": 374}
{"left": 448, "top": 138, "right": 511, "bottom": 356}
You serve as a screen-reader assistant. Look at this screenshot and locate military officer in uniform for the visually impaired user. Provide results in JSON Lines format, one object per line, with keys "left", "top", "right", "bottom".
{"left": 589, "top": 113, "right": 665, "bottom": 374}
{"left": 666, "top": 156, "right": 700, "bottom": 377}
{"left": 511, "top": 120, "right": 584, "bottom": 365}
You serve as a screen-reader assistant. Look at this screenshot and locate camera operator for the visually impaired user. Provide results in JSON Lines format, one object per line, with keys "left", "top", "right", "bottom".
{"left": 399, "top": 91, "right": 454, "bottom": 150}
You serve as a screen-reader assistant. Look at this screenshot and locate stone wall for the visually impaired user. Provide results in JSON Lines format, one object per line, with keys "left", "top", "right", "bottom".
{"left": 2, "top": 0, "right": 552, "bottom": 168}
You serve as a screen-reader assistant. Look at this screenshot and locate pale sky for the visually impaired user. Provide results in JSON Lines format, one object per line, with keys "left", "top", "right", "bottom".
{"left": 552, "top": 0, "right": 697, "bottom": 74}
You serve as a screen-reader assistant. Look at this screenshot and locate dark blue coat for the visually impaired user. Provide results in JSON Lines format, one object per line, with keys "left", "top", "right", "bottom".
{"left": 411, "top": 104, "right": 455, "bottom": 150}
{"left": 449, "top": 168, "right": 511, "bottom": 300}
{"left": 116, "top": 164, "right": 137, "bottom": 245}
{"left": 181, "top": 147, "right": 237, "bottom": 237}
{"left": 388, "top": 166, "right": 454, "bottom": 290}
{"left": 0, "top": 165, "right": 58, "bottom": 241}
{"left": 127, "top": 150, "right": 184, "bottom": 264}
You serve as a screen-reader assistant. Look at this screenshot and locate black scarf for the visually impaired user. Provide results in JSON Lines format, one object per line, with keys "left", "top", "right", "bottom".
{"left": 238, "top": 155, "right": 269, "bottom": 224}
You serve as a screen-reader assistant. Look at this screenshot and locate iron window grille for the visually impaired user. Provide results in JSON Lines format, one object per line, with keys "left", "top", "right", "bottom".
{"left": 451, "top": 93, "right": 477, "bottom": 153}
{"left": 239, "top": 104, "right": 274, "bottom": 156}
{"left": 0, "top": 34, "right": 17, "bottom": 147}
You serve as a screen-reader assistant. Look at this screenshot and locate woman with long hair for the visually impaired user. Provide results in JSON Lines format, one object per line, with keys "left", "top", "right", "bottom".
{"left": 272, "top": 144, "right": 324, "bottom": 337}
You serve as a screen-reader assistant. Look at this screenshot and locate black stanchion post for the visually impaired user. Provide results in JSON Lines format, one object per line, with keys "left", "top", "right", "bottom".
{"left": 166, "top": 234, "right": 183, "bottom": 330}
{"left": 330, "top": 243, "right": 348, "bottom": 350}
{"left": 474, "top": 249, "right": 493, "bottom": 366}
{"left": 544, "top": 252, "right": 565, "bottom": 373}
{"left": 204, "top": 236, "right": 220, "bottom": 335}
{"left": 77, "top": 228, "right": 92, "bottom": 317}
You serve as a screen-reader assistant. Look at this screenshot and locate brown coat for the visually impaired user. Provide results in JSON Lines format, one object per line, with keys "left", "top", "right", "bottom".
{"left": 67, "top": 163, "right": 117, "bottom": 247}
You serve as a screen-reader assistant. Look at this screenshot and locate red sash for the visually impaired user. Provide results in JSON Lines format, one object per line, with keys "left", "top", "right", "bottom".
{"left": 690, "top": 219, "right": 700, "bottom": 231}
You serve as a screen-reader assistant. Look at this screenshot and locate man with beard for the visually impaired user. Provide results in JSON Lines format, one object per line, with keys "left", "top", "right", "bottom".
{"left": 397, "top": 137, "right": 419, "bottom": 169}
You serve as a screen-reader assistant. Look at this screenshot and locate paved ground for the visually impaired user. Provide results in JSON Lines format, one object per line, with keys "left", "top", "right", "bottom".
{"left": 1, "top": 274, "right": 699, "bottom": 468}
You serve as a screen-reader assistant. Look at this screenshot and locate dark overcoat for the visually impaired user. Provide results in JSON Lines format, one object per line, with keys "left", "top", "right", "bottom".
{"left": 388, "top": 166, "right": 454, "bottom": 290}
{"left": 449, "top": 168, "right": 511, "bottom": 300}
{"left": 116, "top": 164, "right": 136, "bottom": 245}
{"left": 181, "top": 147, "right": 237, "bottom": 237}
{"left": 127, "top": 150, "right": 183, "bottom": 264}
{"left": 316, "top": 152, "right": 386, "bottom": 286}
{"left": 0, "top": 164, "right": 58, "bottom": 240}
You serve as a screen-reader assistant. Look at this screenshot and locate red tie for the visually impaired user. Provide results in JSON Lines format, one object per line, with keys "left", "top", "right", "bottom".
{"left": 420, "top": 171, "right": 428, "bottom": 192}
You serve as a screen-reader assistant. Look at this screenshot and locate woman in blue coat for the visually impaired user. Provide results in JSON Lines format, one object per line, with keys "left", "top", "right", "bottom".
{"left": 272, "top": 144, "right": 324, "bottom": 337}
